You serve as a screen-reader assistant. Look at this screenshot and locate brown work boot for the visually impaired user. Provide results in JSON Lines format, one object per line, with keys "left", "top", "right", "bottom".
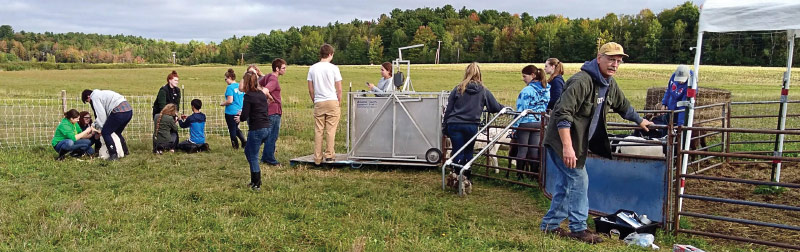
{"left": 543, "top": 227, "right": 568, "bottom": 237}
{"left": 568, "top": 230, "right": 604, "bottom": 244}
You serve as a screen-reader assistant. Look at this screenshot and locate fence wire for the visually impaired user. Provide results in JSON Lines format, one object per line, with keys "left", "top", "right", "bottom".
{"left": 2, "top": 93, "right": 798, "bottom": 152}
{"left": 0, "top": 93, "right": 318, "bottom": 149}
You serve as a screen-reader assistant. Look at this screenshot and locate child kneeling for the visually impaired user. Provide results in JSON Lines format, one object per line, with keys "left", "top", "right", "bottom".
{"left": 178, "top": 99, "right": 209, "bottom": 153}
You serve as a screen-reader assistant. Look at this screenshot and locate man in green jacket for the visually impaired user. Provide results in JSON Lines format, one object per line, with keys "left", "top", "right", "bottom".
{"left": 540, "top": 42, "right": 652, "bottom": 244}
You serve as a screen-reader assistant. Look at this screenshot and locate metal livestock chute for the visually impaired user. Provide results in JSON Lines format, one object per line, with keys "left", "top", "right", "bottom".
{"left": 347, "top": 91, "right": 447, "bottom": 164}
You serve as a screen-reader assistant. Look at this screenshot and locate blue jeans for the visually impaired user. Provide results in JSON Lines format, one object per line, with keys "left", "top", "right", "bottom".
{"left": 540, "top": 146, "right": 589, "bottom": 232}
{"left": 225, "top": 114, "right": 246, "bottom": 147}
{"left": 244, "top": 127, "right": 270, "bottom": 173}
{"left": 261, "top": 114, "right": 281, "bottom": 164}
{"left": 446, "top": 122, "right": 479, "bottom": 166}
{"left": 54, "top": 139, "right": 95, "bottom": 156}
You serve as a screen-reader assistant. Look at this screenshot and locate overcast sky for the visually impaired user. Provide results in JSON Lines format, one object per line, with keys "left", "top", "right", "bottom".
{"left": 0, "top": 0, "right": 696, "bottom": 43}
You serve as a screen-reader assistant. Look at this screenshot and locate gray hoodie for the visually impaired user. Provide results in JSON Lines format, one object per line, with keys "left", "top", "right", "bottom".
{"left": 443, "top": 81, "right": 504, "bottom": 125}
{"left": 89, "top": 89, "right": 127, "bottom": 130}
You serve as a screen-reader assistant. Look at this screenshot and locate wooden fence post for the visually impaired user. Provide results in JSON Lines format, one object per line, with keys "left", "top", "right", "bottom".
{"left": 61, "top": 90, "right": 67, "bottom": 113}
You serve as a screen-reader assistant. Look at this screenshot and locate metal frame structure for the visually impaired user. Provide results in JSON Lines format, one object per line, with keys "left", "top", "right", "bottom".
{"left": 346, "top": 91, "right": 447, "bottom": 163}
{"left": 680, "top": 1, "right": 800, "bottom": 219}
{"left": 441, "top": 108, "right": 537, "bottom": 196}
{"left": 673, "top": 125, "right": 800, "bottom": 250}
{"left": 392, "top": 44, "right": 424, "bottom": 92}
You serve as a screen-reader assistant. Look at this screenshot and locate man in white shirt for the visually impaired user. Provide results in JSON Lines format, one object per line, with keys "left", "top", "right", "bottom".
{"left": 307, "top": 44, "right": 343, "bottom": 165}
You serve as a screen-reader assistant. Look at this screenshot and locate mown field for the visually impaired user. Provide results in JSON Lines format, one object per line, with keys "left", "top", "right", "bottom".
{"left": 1, "top": 63, "right": 797, "bottom": 251}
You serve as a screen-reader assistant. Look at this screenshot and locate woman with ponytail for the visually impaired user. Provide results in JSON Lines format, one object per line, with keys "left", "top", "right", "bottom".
{"left": 237, "top": 71, "right": 271, "bottom": 191}
{"left": 513, "top": 65, "right": 550, "bottom": 175}
{"left": 442, "top": 62, "right": 505, "bottom": 186}
{"left": 545, "top": 58, "right": 565, "bottom": 110}
{"left": 220, "top": 68, "right": 246, "bottom": 149}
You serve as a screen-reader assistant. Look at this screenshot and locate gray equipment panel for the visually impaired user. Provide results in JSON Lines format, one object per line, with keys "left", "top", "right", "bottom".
{"left": 348, "top": 92, "right": 446, "bottom": 162}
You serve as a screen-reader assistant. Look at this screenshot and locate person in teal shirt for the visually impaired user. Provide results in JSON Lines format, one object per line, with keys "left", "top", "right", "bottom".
{"left": 52, "top": 109, "right": 96, "bottom": 160}
{"left": 220, "top": 68, "right": 246, "bottom": 149}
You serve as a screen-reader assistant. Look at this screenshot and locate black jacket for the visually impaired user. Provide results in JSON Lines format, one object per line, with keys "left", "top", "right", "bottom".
{"left": 240, "top": 91, "right": 271, "bottom": 130}
{"left": 153, "top": 84, "right": 181, "bottom": 116}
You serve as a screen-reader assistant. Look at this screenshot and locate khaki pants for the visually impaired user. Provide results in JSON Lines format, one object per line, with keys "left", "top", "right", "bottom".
{"left": 313, "top": 100, "right": 340, "bottom": 164}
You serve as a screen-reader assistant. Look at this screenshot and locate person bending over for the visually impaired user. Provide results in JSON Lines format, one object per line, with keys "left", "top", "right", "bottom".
{"left": 82, "top": 89, "right": 132, "bottom": 161}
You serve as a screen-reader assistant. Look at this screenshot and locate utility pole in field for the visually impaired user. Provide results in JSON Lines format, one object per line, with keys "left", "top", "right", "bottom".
{"left": 435, "top": 40, "right": 442, "bottom": 64}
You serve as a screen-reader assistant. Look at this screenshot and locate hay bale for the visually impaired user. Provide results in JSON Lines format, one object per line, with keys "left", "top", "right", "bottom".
{"left": 645, "top": 86, "right": 731, "bottom": 126}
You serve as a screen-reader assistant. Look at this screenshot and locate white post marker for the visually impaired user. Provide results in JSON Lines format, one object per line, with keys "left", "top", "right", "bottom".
{"left": 677, "top": 29, "right": 704, "bottom": 221}
{"left": 772, "top": 29, "right": 796, "bottom": 183}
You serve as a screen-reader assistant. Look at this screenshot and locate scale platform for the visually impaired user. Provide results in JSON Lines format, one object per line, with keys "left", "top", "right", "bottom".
{"left": 290, "top": 154, "right": 439, "bottom": 168}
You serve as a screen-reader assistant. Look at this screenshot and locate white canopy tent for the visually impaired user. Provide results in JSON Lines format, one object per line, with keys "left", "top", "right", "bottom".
{"left": 678, "top": 0, "right": 800, "bottom": 215}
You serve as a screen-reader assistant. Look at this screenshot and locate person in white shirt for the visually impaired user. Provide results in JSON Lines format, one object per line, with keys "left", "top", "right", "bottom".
{"left": 307, "top": 44, "right": 343, "bottom": 165}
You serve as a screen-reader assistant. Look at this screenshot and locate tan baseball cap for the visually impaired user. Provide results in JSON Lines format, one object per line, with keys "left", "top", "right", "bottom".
{"left": 598, "top": 42, "right": 628, "bottom": 57}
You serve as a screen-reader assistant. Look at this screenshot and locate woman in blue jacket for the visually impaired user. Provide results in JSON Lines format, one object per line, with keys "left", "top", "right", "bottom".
{"left": 513, "top": 65, "right": 550, "bottom": 175}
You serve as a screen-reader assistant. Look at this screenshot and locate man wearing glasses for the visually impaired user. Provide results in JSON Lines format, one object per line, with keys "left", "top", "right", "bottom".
{"left": 539, "top": 42, "right": 653, "bottom": 244}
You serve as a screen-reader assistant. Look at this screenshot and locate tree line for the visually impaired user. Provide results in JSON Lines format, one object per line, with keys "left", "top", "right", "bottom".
{"left": 1, "top": 2, "right": 798, "bottom": 67}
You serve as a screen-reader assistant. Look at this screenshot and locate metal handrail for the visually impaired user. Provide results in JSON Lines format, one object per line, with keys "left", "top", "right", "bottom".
{"left": 441, "top": 108, "right": 538, "bottom": 195}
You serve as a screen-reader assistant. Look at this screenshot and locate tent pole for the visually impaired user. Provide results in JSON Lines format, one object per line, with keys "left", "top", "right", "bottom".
{"left": 677, "top": 31, "right": 704, "bottom": 222}
{"left": 772, "top": 30, "right": 796, "bottom": 183}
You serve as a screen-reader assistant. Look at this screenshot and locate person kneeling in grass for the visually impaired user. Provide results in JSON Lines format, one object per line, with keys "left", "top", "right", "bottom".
{"left": 52, "top": 109, "right": 96, "bottom": 160}
{"left": 178, "top": 99, "right": 209, "bottom": 153}
{"left": 153, "top": 104, "right": 179, "bottom": 154}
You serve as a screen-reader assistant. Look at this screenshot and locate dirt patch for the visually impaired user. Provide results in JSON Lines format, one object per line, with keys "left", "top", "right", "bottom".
{"left": 683, "top": 161, "right": 800, "bottom": 249}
